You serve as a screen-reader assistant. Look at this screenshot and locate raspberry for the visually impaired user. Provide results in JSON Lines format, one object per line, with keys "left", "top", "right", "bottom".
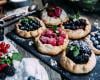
{"left": 48, "top": 38, "right": 57, "bottom": 46}
{"left": 45, "top": 29, "right": 53, "bottom": 37}
{"left": 5, "top": 44, "right": 10, "bottom": 49}
{"left": 60, "top": 31, "right": 66, "bottom": 38}
{"left": 0, "top": 52, "right": 2, "bottom": 57}
{"left": 0, "top": 64, "right": 8, "bottom": 71}
{"left": 57, "top": 36, "right": 64, "bottom": 46}
{"left": 55, "top": 7, "right": 62, "bottom": 17}
{"left": 40, "top": 36, "right": 49, "bottom": 44}
{"left": 3, "top": 66, "right": 15, "bottom": 76}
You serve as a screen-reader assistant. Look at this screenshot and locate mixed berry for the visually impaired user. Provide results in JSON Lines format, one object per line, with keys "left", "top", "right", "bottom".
{"left": 63, "top": 19, "right": 87, "bottom": 30}
{"left": 0, "top": 42, "right": 16, "bottom": 79}
{"left": 66, "top": 40, "right": 91, "bottom": 64}
{"left": 46, "top": 5, "right": 62, "bottom": 18}
{"left": 90, "top": 32, "right": 100, "bottom": 50}
{"left": 19, "top": 17, "right": 41, "bottom": 31}
{"left": 40, "top": 27, "right": 67, "bottom": 46}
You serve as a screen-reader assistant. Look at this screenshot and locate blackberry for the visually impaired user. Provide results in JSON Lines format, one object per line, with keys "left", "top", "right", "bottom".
{"left": 3, "top": 66, "right": 15, "bottom": 76}
{"left": 67, "top": 40, "right": 91, "bottom": 64}
{"left": 0, "top": 72, "right": 6, "bottom": 80}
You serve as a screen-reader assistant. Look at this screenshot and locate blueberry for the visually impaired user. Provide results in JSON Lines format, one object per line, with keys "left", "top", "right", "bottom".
{"left": 90, "top": 37, "right": 95, "bottom": 41}
{"left": 94, "top": 40, "right": 99, "bottom": 45}
{"left": 98, "top": 36, "right": 100, "bottom": 40}
{"left": 28, "top": 76, "right": 35, "bottom": 80}
{"left": 96, "top": 45, "right": 100, "bottom": 49}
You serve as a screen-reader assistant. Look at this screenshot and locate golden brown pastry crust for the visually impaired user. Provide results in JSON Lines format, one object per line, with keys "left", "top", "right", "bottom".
{"left": 16, "top": 16, "right": 46, "bottom": 38}
{"left": 41, "top": 9, "right": 69, "bottom": 26}
{"left": 85, "top": 33, "right": 100, "bottom": 55}
{"left": 60, "top": 50, "right": 96, "bottom": 74}
{"left": 64, "top": 17, "right": 91, "bottom": 39}
{"left": 35, "top": 34, "right": 69, "bottom": 56}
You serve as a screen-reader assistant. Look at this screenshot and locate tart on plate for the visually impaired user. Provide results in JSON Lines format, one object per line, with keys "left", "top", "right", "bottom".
{"left": 60, "top": 40, "right": 96, "bottom": 74}
{"left": 63, "top": 16, "right": 91, "bottom": 39}
{"left": 41, "top": 4, "right": 69, "bottom": 26}
{"left": 35, "top": 26, "right": 69, "bottom": 55}
{"left": 86, "top": 31, "right": 100, "bottom": 54}
{"left": 16, "top": 16, "right": 46, "bottom": 38}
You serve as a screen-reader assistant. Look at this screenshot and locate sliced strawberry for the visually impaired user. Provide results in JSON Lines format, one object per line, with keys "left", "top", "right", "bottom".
{"left": 40, "top": 36, "right": 49, "bottom": 44}
{"left": 48, "top": 38, "right": 57, "bottom": 46}
{"left": 57, "top": 36, "right": 64, "bottom": 46}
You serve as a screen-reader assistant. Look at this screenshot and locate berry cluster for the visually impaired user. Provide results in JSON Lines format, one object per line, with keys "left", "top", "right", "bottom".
{"left": 46, "top": 5, "right": 62, "bottom": 18}
{"left": 0, "top": 66, "right": 15, "bottom": 80}
{"left": 66, "top": 40, "right": 91, "bottom": 64}
{"left": 90, "top": 32, "right": 100, "bottom": 49}
{"left": 40, "top": 28, "right": 67, "bottom": 46}
{"left": 19, "top": 17, "right": 41, "bottom": 31}
{"left": 63, "top": 19, "right": 87, "bottom": 30}
{"left": 0, "top": 42, "right": 16, "bottom": 79}
{"left": 0, "top": 42, "right": 10, "bottom": 56}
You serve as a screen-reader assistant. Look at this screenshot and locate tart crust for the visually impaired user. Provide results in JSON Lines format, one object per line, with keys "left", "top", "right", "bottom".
{"left": 85, "top": 33, "right": 100, "bottom": 55}
{"left": 64, "top": 17, "right": 91, "bottom": 39}
{"left": 60, "top": 50, "right": 96, "bottom": 74}
{"left": 16, "top": 16, "right": 46, "bottom": 38}
{"left": 35, "top": 34, "right": 69, "bottom": 56}
{"left": 41, "top": 9, "right": 69, "bottom": 26}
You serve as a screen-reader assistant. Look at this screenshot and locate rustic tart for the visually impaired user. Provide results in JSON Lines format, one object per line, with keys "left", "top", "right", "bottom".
{"left": 60, "top": 40, "right": 96, "bottom": 74}
{"left": 16, "top": 16, "right": 46, "bottom": 38}
{"left": 86, "top": 31, "right": 100, "bottom": 54}
{"left": 35, "top": 26, "right": 69, "bottom": 55}
{"left": 63, "top": 17, "right": 91, "bottom": 39}
{"left": 41, "top": 4, "right": 69, "bottom": 26}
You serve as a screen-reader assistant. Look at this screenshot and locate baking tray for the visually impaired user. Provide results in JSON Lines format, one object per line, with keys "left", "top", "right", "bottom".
{"left": 6, "top": 20, "right": 100, "bottom": 80}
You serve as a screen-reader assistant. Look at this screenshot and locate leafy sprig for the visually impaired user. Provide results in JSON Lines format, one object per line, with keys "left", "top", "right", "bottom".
{"left": 0, "top": 52, "right": 22, "bottom": 65}
{"left": 69, "top": 11, "right": 80, "bottom": 20}
{"left": 69, "top": 45, "right": 80, "bottom": 57}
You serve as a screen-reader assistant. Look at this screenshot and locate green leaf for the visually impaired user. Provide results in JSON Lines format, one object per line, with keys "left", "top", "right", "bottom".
{"left": 53, "top": 25, "right": 58, "bottom": 33}
{"left": 76, "top": 12, "right": 80, "bottom": 19}
{"left": 12, "top": 52, "right": 22, "bottom": 61}
{"left": 69, "top": 45, "right": 80, "bottom": 57}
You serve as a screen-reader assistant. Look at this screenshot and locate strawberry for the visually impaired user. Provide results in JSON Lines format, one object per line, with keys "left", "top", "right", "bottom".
{"left": 48, "top": 38, "right": 57, "bottom": 46}
{"left": 40, "top": 36, "right": 49, "bottom": 44}
{"left": 57, "top": 36, "right": 64, "bottom": 46}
